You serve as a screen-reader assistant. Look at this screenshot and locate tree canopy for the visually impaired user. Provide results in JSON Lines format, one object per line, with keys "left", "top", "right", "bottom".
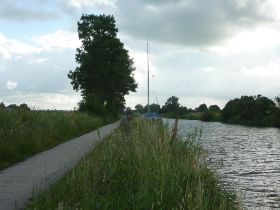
{"left": 209, "top": 105, "right": 221, "bottom": 112}
{"left": 161, "top": 96, "right": 180, "bottom": 113}
{"left": 145, "top": 103, "right": 160, "bottom": 113}
{"left": 196, "top": 103, "right": 208, "bottom": 112}
{"left": 222, "top": 95, "right": 279, "bottom": 127}
{"left": 135, "top": 104, "right": 144, "bottom": 114}
{"left": 68, "top": 14, "right": 137, "bottom": 116}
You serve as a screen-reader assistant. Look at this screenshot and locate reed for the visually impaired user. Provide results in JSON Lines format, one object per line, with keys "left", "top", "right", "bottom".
{"left": 27, "top": 119, "right": 239, "bottom": 210}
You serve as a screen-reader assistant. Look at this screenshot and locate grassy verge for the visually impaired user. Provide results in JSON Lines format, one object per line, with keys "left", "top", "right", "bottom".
{"left": 0, "top": 110, "right": 104, "bottom": 170}
{"left": 27, "top": 119, "right": 238, "bottom": 210}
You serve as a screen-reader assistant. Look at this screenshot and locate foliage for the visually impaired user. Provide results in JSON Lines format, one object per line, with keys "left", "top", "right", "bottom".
{"left": 201, "top": 105, "right": 221, "bottom": 122}
{"left": 0, "top": 102, "right": 6, "bottom": 109}
{"left": 185, "top": 112, "right": 204, "bottom": 120}
{"left": 222, "top": 95, "right": 279, "bottom": 127}
{"left": 201, "top": 111, "right": 221, "bottom": 122}
{"left": 68, "top": 14, "right": 137, "bottom": 116}
{"left": 161, "top": 96, "right": 180, "bottom": 113}
{"left": 0, "top": 110, "right": 103, "bottom": 170}
{"left": 0, "top": 103, "right": 31, "bottom": 111}
{"left": 160, "top": 111, "right": 181, "bottom": 119}
{"left": 209, "top": 104, "right": 221, "bottom": 112}
{"left": 136, "top": 94, "right": 279, "bottom": 127}
{"left": 28, "top": 120, "right": 238, "bottom": 210}
{"left": 7, "top": 104, "right": 18, "bottom": 109}
{"left": 144, "top": 103, "right": 160, "bottom": 113}
{"left": 0, "top": 102, "right": 5, "bottom": 110}
{"left": 19, "top": 103, "right": 31, "bottom": 111}
{"left": 134, "top": 104, "right": 144, "bottom": 114}
{"left": 196, "top": 103, "right": 208, "bottom": 112}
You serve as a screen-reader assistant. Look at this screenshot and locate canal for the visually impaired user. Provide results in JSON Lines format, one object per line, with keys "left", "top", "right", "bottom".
{"left": 164, "top": 119, "right": 280, "bottom": 209}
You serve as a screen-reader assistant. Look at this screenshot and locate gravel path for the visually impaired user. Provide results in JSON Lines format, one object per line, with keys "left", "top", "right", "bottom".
{"left": 0, "top": 120, "right": 120, "bottom": 210}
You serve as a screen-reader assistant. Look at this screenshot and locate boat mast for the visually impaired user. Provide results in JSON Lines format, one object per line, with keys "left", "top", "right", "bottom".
{"left": 147, "top": 40, "right": 150, "bottom": 112}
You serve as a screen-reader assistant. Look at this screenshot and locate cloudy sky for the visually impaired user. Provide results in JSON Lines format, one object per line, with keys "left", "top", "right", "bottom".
{"left": 1, "top": 0, "right": 280, "bottom": 110}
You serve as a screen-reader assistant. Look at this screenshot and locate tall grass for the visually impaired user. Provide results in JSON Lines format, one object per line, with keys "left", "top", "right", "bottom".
{"left": 27, "top": 119, "right": 239, "bottom": 210}
{"left": 0, "top": 110, "right": 103, "bottom": 170}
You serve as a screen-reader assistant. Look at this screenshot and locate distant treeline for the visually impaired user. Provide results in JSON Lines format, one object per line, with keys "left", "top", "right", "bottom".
{"left": 0, "top": 102, "right": 30, "bottom": 111}
{"left": 134, "top": 95, "right": 280, "bottom": 128}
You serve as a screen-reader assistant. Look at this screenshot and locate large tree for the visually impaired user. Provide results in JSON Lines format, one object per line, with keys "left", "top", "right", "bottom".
{"left": 221, "top": 95, "right": 277, "bottom": 126}
{"left": 68, "top": 14, "right": 137, "bottom": 115}
{"left": 161, "top": 96, "right": 180, "bottom": 113}
{"left": 135, "top": 104, "right": 144, "bottom": 114}
{"left": 196, "top": 103, "right": 208, "bottom": 112}
{"left": 209, "top": 104, "right": 221, "bottom": 112}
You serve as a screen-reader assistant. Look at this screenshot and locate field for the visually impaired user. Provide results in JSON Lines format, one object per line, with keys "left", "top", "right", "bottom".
{"left": 27, "top": 119, "right": 239, "bottom": 210}
{"left": 0, "top": 110, "right": 103, "bottom": 170}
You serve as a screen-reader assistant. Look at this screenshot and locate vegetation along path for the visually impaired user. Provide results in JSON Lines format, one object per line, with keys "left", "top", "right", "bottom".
{"left": 0, "top": 120, "right": 120, "bottom": 210}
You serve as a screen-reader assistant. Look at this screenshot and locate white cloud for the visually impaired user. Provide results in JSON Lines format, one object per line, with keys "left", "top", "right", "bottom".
{"left": 0, "top": 33, "right": 40, "bottom": 60}
{"left": 67, "top": 0, "right": 116, "bottom": 9}
{"left": 0, "top": 30, "right": 81, "bottom": 61}
{"left": 6, "top": 80, "right": 18, "bottom": 90}
{"left": 241, "top": 60, "right": 280, "bottom": 78}
{"left": 30, "top": 57, "right": 47, "bottom": 64}
{"left": 263, "top": 0, "right": 280, "bottom": 20}
{"left": 208, "top": 27, "right": 280, "bottom": 55}
{"left": 0, "top": 92, "right": 81, "bottom": 110}
{"left": 33, "top": 30, "right": 81, "bottom": 50}
{"left": 202, "top": 67, "right": 216, "bottom": 73}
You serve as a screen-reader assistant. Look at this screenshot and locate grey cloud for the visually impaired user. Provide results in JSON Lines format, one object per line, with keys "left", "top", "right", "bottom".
{"left": 116, "top": 0, "right": 272, "bottom": 47}
{"left": 0, "top": 1, "right": 58, "bottom": 22}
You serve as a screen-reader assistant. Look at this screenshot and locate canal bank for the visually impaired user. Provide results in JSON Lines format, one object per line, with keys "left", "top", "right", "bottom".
{"left": 27, "top": 119, "right": 238, "bottom": 210}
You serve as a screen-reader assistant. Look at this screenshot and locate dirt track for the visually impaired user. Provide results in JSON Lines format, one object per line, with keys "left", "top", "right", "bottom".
{"left": 0, "top": 120, "right": 120, "bottom": 210}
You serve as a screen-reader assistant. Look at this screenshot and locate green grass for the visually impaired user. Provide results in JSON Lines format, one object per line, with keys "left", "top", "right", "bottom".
{"left": 27, "top": 119, "right": 239, "bottom": 210}
{"left": 0, "top": 110, "right": 104, "bottom": 170}
{"left": 185, "top": 112, "right": 204, "bottom": 120}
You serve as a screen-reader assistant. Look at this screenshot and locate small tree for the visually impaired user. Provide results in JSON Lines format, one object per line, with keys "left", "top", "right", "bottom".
{"left": 161, "top": 96, "right": 180, "bottom": 113}
{"left": 0, "top": 102, "right": 5, "bottom": 108}
{"left": 196, "top": 103, "right": 208, "bottom": 112}
{"left": 135, "top": 104, "right": 144, "bottom": 114}
{"left": 19, "top": 103, "right": 30, "bottom": 111}
{"left": 209, "top": 105, "right": 221, "bottom": 112}
{"left": 68, "top": 14, "right": 137, "bottom": 116}
{"left": 0, "top": 102, "right": 5, "bottom": 111}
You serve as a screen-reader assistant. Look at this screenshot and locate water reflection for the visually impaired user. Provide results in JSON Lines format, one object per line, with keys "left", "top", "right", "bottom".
{"left": 164, "top": 119, "right": 280, "bottom": 209}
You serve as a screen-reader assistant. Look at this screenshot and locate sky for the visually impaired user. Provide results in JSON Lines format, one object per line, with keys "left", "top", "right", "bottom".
{"left": 1, "top": 0, "right": 280, "bottom": 110}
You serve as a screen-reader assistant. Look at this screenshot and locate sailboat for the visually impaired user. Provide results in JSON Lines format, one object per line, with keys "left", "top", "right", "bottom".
{"left": 143, "top": 41, "right": 161, "bottom": 121}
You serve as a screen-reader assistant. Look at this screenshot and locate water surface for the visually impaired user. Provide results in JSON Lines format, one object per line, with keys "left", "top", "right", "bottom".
{"left": 164, "top": 119, "right": 280, "bottom": 209}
